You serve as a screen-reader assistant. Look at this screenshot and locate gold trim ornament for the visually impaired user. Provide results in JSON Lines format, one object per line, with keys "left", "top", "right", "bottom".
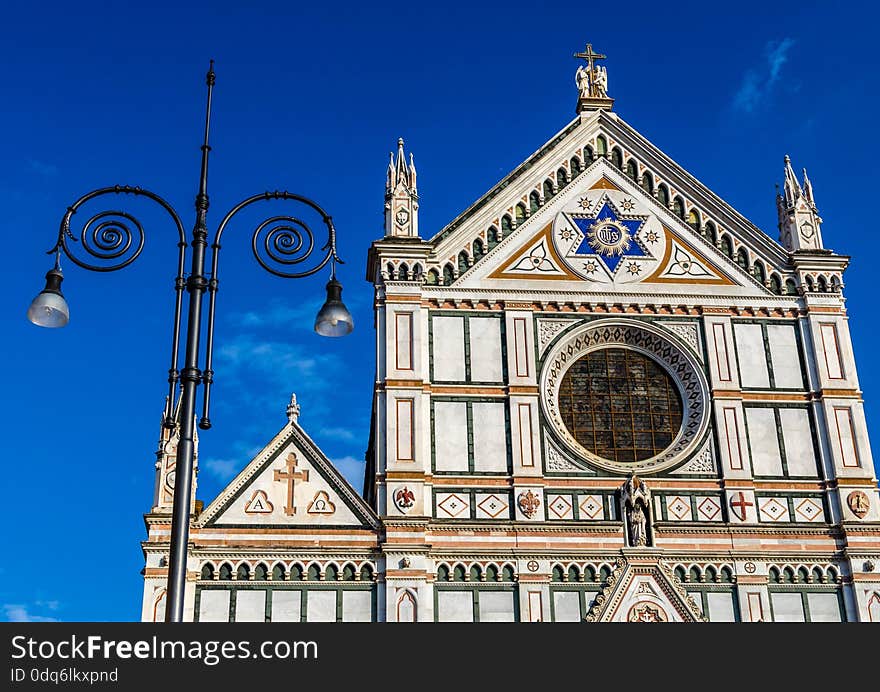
{"left": 587, "top": 218, "right": 631, "bottom": 257}
{"left": 518, "top": 490, "right": 541, "bottom": 518}
{"left": 847, "top": 490, "right": 870, "bottom": 519}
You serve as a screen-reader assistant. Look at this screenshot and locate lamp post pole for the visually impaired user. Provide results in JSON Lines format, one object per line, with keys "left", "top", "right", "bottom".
{"left": 27, "top": 62, "right": 354, "bottom": 622}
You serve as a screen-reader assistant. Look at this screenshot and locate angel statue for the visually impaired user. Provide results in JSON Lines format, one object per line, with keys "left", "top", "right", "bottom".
{"left": 575, "top": 65, "right": 591, "bottom": 98}
{"left": 592, "top": 65, "right": 608, "bottom": 98}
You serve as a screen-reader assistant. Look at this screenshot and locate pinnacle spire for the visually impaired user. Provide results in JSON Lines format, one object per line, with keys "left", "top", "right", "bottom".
{"left": 384, "top": 137, "right": 419, "bottom": 238}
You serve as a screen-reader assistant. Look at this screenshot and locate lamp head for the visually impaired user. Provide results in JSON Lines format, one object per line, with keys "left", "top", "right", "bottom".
{"left": 27, "top": 264, "right": 70, "bottom": 328}
{"left": 314, "top": 276, "right": 353, "bottom": 337}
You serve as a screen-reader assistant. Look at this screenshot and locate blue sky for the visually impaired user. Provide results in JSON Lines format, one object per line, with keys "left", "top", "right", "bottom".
{"left": 2, "top": 1, "right": 878, "bottom": 621}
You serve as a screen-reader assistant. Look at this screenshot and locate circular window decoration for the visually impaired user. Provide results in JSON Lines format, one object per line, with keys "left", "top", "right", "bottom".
{"left": 541, "top": 319, "right": 709, "bottom": 474}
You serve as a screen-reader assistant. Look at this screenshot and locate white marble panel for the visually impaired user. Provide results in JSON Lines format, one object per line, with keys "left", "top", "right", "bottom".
{"left": 433, "top": 316, "right": 465, "bottom": 381}
{"left": 734, "top": 323, "right": 770, "bottom": 388}
{"left": 270, "top": 590, "right": 301, "bottom": 622}
{"left": 767, "top": 324, "right": 803, "bottom": 388}
{"left": 433, "top": 402, "right": 469, "bottom": 471}
{"left": 472, "top": 402, "right": 507, "bottom": 472}
{"left": 770, "top": 592, "right": 805, "bottom": 622}
{"left": 437, "top": 591, "right": 474, "bottom": 622}
{"left": 807, "top": 593, "right": 841, "bottom": 622}
{"left": 745, "top": 408, "right": 783, "bottom": 476}
{"left": 553, "top": 592, "right": 581, "bottom": 622}
{"left": 469, "top": 317, "right": 503, "bottom": 382}
{"left": 706, "top": 592, "right": 736, "bottom": 622}
{"left": 779, "top": 408, "right": 818, "bottom": 476}
{"left": 342, "top": 591, "right": 372, "bottom": 622}
{"left": 478, "top": 591, "right": 516, "bottom": 622}
{"left": 198, "top": 590, "right": 230, "bottom": 622}
{"left": 306, "top": 591, "right": 337, "bottom": 622}
{"left": 235, "top": 590, "right": 266, "bottom": 622}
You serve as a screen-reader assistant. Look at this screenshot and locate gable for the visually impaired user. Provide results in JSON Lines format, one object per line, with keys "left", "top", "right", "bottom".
{"left": 585, "top": 558, "right": 706, "bottom": 622}
{"left": 198, "top": 423, "right": 379, "bottom": 529}
{"left": 428, "top": 110, "right": 793, "bottom": 297}
{"left": 465, "top": 161, "right": 766, "bottom": 297}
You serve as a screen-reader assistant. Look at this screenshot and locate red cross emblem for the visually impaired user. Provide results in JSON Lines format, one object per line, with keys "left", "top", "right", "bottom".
{"left": 729, "top": 492, "right": 754, "bottom": 521}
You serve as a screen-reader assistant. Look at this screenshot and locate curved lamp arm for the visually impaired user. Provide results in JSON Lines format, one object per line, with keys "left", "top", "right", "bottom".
{"left": 195, "top": 190, "right": 344, "bottom": 428}
{"left": 49, "top": 185, "right": 188, "bottom": 426}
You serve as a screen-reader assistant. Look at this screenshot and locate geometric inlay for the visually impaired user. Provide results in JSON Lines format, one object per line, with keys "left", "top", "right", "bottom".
{"left": 244, "top": 489, "right": 274, "bottom": 514}
{"left": 579, "top": 494, "right": 604, "bottom": 519}
{"left": 757, "top": 497, "right": 789, "bottom": 523}
{"left": 666, "top": 496, "right": 691, "bottom": 521}
{"left": 794, "top": 498, "right": 823, "bottom": 523}
{"left": 476, "top": 493, "right": 509, "bottom": 519}
{"left": 436, "top": 493, "right": 469, "bottom": 518}
{"left": 569, "top": 199, "right": 651, "bottom": 276}
{"left": 696, "top": 496, "right": 721, "bottom": 521}
{"left": 547, "top": 494, "right": 574, "bottom": 519}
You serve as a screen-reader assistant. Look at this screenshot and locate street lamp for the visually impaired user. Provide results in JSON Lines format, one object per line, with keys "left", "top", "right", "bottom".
{"left": 26, "top": 61, "right": 353, "bottom": 622}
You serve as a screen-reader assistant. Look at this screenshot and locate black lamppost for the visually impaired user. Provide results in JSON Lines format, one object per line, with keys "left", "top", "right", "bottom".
{"left": 26, "top": 62, "right": 354, "bottom": 623}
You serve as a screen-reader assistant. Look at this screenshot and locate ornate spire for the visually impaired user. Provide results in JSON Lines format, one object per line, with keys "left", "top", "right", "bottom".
{"left": 384, "top": 137, "right": 420, "bottom": 238}
{"left": 287, "top": 393, "right": 301, "bottom": 424}
{"left": 573, "top": 42, "right": 613, "bottom": 113}
{"left": 777, "top": 154, "right": 823, "bottom": 252}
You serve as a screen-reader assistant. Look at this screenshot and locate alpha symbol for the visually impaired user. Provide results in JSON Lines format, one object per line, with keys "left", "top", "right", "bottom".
{"left": 244, "top": 489, "right": 273, "bottom": 514}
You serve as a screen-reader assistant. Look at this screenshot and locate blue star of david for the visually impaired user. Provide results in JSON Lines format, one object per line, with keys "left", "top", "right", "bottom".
{"left": 571, "top": 201, "right": 648, "bottom": 274}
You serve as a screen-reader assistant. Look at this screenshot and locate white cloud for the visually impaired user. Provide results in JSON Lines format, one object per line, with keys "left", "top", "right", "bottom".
{"left": 733, "top": 38, "right": 795, "bottom": 112}
{"left": 319, "top": 426, "right": 357, "bottom": 442}
{"left": 3, "top": 604, "right": 59, "bottom": 622}
{"left": 227, "top": 299, "right": 324, "bottom": 330}
{"left": 202, "top": 458, "right": 239, "bottom": 481}
{"left": 331, "top": 455, "right": 366, "bottom": 490}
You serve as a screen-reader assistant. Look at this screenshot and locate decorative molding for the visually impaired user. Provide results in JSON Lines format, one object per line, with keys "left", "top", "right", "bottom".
{"left": 658, "top": 320, "right": 702, "bottom": 361}
{"left": 670, "top": 437, "right": 716, "bottom": 475}
{"left": 537, "top": 318, "right": 577, "bottom": 354}
{"left": 544, "top": 437, "right": 585, "bottom": 472}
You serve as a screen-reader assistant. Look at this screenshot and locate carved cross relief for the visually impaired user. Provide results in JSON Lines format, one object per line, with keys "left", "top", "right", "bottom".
{"left": 273, "top": 452, "right": 309, "bottom": 515}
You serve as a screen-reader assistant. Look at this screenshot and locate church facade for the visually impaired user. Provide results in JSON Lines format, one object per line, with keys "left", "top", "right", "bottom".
{"left": 141, "top": 46, "right": 880, "bottom": 622}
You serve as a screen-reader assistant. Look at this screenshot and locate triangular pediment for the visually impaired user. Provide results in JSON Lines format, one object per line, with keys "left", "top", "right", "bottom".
{"left": 428, "top": 110, "right": 792, "bottom": 298}
{"left": 586, "top": 557, "right": 707, "bottom": 622}
{"left": 198, "top": 422, "right": 379, "bottom": 529}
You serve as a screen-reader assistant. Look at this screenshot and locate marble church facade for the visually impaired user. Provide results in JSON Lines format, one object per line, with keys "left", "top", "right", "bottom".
{"left": 141, "top": 45, "right": 880, "bottom": 622}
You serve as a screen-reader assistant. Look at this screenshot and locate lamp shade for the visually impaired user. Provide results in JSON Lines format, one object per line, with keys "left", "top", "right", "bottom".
{"left": 27, "top": 267, "right": 70, "bottom": 328}
{"left": 314, "top": 277, "right": 353, "bottom": 337}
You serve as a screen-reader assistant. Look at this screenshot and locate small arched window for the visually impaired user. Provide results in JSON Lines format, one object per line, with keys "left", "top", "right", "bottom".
{"left": 254, "top": 563, "right": 268, "bottom": 581}
{"left": 568, "top": 565, "right": 580, "bottom": 582}
{"left": 219, "top": 563, "right": 233, "bottom": 581}
{"left": 501, "top": 565, "right": 515, "bottom": 582}
{"left": 412, "top": 263, "right": 423, "bottom": 281}
{"left": 641, "top": 170, "right": 654, "bottom": 195}
{"left": 674, "top": 566, "right": 687, "bottom": 583}
{"left": 472, "top": 238, "right": 485, "bottom": 262}
{"left": 529, "top": 191, "right": 541, "bottom": 213}
{"left": 324, "top": 564, "right": 338, "bottom": 581}
{"left": 657, "top": 184, "right": 670, "bottom": 207}
{"left": 687, "top": 209, "right": 700, "bottom": 232}
{"left": 342, "top": 564, "right": 356, "bottom": 581}
{"left": 583, "top": 145, "right": 594, "bottom": 162}
{"left": 768, "top": 567, "right": 781, "bottom": 584}
{"left": 688, "top": 566, "right": 701, "bottom": 583}
{"left": 501, "top": 214, "right": 513, "bottom": 235}
{"left": 397, "top": 263, "right": 409, "bottom": 281}
{"left": 289, "top": 564, "right": 303, "bottom": 581}
{"left": 200, "top": 564, "right": 214, "bottom": 581}
{"left": 720, "top": 235, "right": 733, "bottom": 258}
{"left": 453, "top": 565, "right": 467, "bottom": 582}
{"left": 515, "top": 204, "right": 526, "bottom": 226}
{"left": 570, "top": 157, "right": 581, "bottom": 176}
{"left": 543, "top": 179, "right": 554, "bottom": 201}
{"left": 487, "top": 226, "right": 499, "bottom": 251}
{"left": 307, "top": 564, "right": 321, "bottom": 581}
{"left": 386, "top": 262, "right": 395, "bottom": 278}
{"left": 769, "top": 274, "right": 782, "bottom": 295}
{"left": 272, "top": 563, "right": 286, "bottom": 581}
{"left": 485, "top": 565, "right": 499, "bottom": 582}
{"left": 426, "top": 268, "right": 439, "bottom": 285}
{"left": 443, "top": 264, "right": 454, "bottom": 286}
{"left": 236, "top": 563, "right": 250, "bottom": 581}
{"left": 673, "top": 196, "right": 685, "bottom": 219}
{"left": 457, "top": 251, "right": 469, "bottom": 275}
{"left": 626, "top": 159, "right": 638, "bottom": 182}
{"left": 611, "top": 147, "right": 623, "bottom": 169}
{"left": 753, "top": 260, "right": 766, "bottom": 285}
{"left": 806, "top": 275, "right": 815, "bottom": 292}
{"left": 551, "top": 565, "right": 564, "bottom": 582}
{"left": 817, "top": 275, "right": 828, "bottom": 292}
{"left": 360, "top": 564, "right": 374, "bottom": 581}
{"left": 437, "top": 565, "right": 450, "bottom": 582}
{"left": 785, "top": 278, "right": 797, "bottom": 295}
{"left": 736, "top": 248, "right": 749, "bottom": 270}
{"left": 469, "top": 565, "right": 482, "bottom": 582}
{"left": 704, "top": 221, "right": 717, "bottom": 244}
{"left": 831, "top": 275, "right": 841, "bottom": 292}
{"left": 557, "top": 168, "right": 567, "bottom": 190}
{"left": 596, "top": 135, "right": 608, "bottom": 156}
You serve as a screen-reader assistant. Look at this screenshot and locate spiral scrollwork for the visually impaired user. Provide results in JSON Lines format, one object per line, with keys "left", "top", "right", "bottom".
{"left": 52, "top": 186, "right": 186, "bottom": 273}
{"left": 252, "top": 215, "right": 318, "bottom": 277}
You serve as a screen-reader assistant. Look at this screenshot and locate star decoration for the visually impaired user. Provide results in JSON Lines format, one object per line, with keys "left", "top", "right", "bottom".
{"left": 577, "top": 196, "right": 593, "bottom": 211}
{"left": 571, "top": 200, "right": 650, "bottom": 274}
{"left": 620, "top": 197, "right": 636, "bottom": 212}
{"left": 645, "top": 229, "right": 659, "bottom": 244}
{"left": 582, "top": 260, "right": 598, "bottom": 274}
{"left": 627, "top": 262, "right": 641, "bottom": 275}
{"left": 559, "top": 227, "right": 575, "bottom": 241}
